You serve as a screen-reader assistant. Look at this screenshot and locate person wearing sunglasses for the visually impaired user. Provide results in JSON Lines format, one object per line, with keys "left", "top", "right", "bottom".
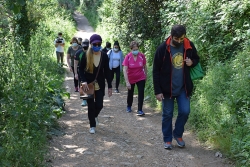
{"left": 122, "top": 41, "right": 147, "bottom": 116}
{"left": 107, "top": 41, "right": 124, "bottom": 93}
{"left": 74, "top": 38, "right": 90, "bottom": 106}
{"left": 66, "top": 37, "right": 83, "bottom": 92}
{"left": 78, "top": 34, "right": 112, "bottom": 134}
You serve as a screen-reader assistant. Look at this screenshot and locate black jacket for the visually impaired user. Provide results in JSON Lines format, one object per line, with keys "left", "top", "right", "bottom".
{"left": 153, "top": 37, "right": 200, "bottom": 98}
{"left": 78, "top": 51, "right": 112, "bottom": 93}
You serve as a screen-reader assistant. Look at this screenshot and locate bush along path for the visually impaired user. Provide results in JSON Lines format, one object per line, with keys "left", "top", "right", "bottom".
{"left": 48, "top": 12, "right": 233, "bottom": 167}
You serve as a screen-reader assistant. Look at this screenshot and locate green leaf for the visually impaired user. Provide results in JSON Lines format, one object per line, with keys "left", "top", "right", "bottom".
{"left": 13, "top": 4, "right": 20, "bottom": 14}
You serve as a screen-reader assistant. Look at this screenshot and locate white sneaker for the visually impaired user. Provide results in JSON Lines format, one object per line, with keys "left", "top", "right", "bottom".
{"left": 89, "top": 127, "right": 95, "bottom": 134}
{"left": 95, "top": 117, "right": 99, "bottom": 126}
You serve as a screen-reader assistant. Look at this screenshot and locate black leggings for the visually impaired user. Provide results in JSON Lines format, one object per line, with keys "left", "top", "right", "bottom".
{"left": 127, "top": 80, "right": 146, "bottom": 111}
{"left": 111, "top": 66, "right": 120, "bottom": 89}
{"left": 71, "top": 66, "right": 78, "bottom": 88}
{"left": 87, "top": 89, "right": 104, "bottom": 127}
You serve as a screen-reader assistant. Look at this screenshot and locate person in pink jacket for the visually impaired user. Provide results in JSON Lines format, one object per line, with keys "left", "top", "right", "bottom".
{"left": 122, "top": 41, "right": 147, "bottom": 116}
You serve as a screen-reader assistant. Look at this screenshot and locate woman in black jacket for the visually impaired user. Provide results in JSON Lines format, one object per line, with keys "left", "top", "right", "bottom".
{"left": 78, "top": 34, "right": 112, "bottom": 134}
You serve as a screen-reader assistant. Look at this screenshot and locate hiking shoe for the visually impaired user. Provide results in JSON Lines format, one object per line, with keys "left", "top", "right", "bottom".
{"left": 75, "top": 87, "right": 79, "bottom": 92}
{"left": 127, "top": 106, "right": 132, "bottom": 113}
{"left": 81, "top": 100, "right": 87, "bottom": 106}
{"left": 136, "top": 110, "right": 145, "bottom": 116}
{"left": 89, "top": 127, "right": 95, "bottom": 134}
{"left": 174, "top": 137, "right": 185, "bottom": 147}
{"left": 164, "top": 142, "right": 173, "bottom": 150}
{"left": 95, "top": 117, "right": 99, "bottom": 126}
{"left": 114, "top": 89, "right": 119, "bottom": 93}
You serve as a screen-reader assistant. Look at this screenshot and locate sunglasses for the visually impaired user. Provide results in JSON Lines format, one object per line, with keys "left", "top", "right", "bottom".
{"left": 92, "top": 43, "right": 101, "bottom": 47}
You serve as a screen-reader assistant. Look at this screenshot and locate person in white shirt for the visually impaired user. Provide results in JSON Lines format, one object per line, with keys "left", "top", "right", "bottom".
{"left": 54, "top": 32, "right": 65, "bottom": 64}
{"left": 107, "top": 41, "right": 124, "bottom": 93}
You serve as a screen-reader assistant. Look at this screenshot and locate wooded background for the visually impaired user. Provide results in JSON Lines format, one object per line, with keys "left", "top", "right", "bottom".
{"left": 0, "top": 0, "right": 249, "bottom": 166}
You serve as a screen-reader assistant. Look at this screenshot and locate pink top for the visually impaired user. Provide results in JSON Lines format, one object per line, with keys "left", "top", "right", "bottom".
{"left": 122, "top": 52, "right": 146, "bottom": 84}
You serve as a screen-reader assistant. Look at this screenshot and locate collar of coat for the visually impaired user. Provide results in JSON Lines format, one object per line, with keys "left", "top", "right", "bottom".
{"left": 165, "top": 36, "right": 192, "bottom": 52}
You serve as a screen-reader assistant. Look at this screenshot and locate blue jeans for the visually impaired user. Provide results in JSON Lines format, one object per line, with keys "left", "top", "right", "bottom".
{"left": 162, "top": 90, "right": 190, "bottom": 142}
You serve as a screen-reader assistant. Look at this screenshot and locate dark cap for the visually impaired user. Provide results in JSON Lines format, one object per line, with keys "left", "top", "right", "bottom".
{"left": 58, "top": 32, "right": 62, "bottom": 35}
{"left": 114, "top": 41, "right": 119, "bottom": 46}
{"left": 90, "top": 34, "right": 102, "bottom": 44}
{"left": 82, "top": 38, "right": 89, "bottom": 47}
{"left": 106, "top": 42, "right": 111, "bottom": 48}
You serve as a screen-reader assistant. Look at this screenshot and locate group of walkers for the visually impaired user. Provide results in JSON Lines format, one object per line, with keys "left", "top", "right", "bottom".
{"left": 54, "top": 24, "right": 200, "bottom": 150}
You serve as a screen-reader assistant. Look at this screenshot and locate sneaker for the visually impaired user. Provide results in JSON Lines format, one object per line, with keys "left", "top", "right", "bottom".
{"left": 114, "top": 89, "right": 119, "bottom": 93}
{"left": 136, "top": 110, "right": 145, "bottom": 116}
{"left": 81, "top": 100, "right": 87, "bottom": 106}
{"left": 174, "top": 137, "right": 185, "bottom": 147}
{"left": 95, "top": 117, "right": 99, "bottom": 126}
{"left": 89, "top": 127, "right": 95, "bottom": 134}
{"left": 127, "top": 106, "right": 132, "bottom": 113}
{"left": 75, "top": 87, "right": 79, "bottom": 92}
{"left": 164, "top": 142, "right": 173, "bottom": 150}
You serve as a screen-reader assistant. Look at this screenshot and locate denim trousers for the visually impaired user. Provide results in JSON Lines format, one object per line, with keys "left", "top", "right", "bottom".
{"left": 162, "top": 90, "right": 190, "bottom": 142}
{"left": 56, "top": 51, "right": 64, "bottom": 64}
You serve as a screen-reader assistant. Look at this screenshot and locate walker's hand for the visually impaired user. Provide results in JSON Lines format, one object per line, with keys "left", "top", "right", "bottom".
{"left": 75, "top": 74, "right": 78, "bottom": 80}
{"left": 184, "top": 57, "right": 193, "bottom": 66}
{"left": 156, "top": 93, "right": 164, "bottom": 101}
{"left": 69, "top": 67, "right": 73, "bottom": 72}
{"left": 81, "top": 82, "right": 88, "bottom": 91}
{"left": 126, "top": 82, "right": 131, "bottom": 90}
{"left": 108, "top": 88, "right": 112, "bottom": 97}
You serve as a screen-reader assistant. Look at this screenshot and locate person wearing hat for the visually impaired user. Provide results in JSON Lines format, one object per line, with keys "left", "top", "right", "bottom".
{"left": 66, "top": 37, "right": 83, "bottom": 92}
{"left": 78, "top": 34, "right": 112, "bottom": 134}
{"left": 77, "top": 37, "right": 83, "bottom": 45}
{"left": 107, "top": 41, "right": 124, "bottom": 93}
{"left": 54, "top": 32, "right": 65, "bottom": 64}
{"left": 102, "top": 42, "right": 111, "bottom": 54}
{"left": 74, "top": 38, "right": 90, "bottom": 106}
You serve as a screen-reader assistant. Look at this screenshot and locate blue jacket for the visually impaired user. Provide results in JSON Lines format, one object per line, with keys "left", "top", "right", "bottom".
{"left": 107, "top": 49, "right": 124, "bottom": 71}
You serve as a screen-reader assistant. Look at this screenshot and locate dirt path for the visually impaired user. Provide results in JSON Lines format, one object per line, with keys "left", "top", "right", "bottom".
{"left": 48, "top": 11, "right": 233, "bottom": 167}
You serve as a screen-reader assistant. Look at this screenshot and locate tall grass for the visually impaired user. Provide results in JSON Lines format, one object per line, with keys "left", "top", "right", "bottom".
{"left": 0, "top": 1, "right": 76, "bottom": 166}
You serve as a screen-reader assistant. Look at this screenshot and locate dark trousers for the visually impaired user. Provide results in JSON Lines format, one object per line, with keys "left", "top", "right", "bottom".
{"left": 71, "top": 66, "right": 78, "bottom": 88}
{"left": 127, "top": 80, "right": 145, "bottom": 111}
{"left": 87, "top": 89, "right": 104, "bottom": 127}
{"left": 56, "top": 51, "right": 64, "bottom": 64}
{"left": 111, "top": 66, "right": 120, "bottom": 89}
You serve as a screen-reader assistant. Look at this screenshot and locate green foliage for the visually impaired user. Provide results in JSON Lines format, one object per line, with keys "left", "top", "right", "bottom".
{"left": 189, "top": 47, "right": 250, "bottom": 165}
{"left": 0, "top": 0, "right": 75, "bottom": 166}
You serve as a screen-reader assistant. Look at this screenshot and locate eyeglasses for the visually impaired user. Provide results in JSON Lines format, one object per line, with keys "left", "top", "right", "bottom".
{"left": 92, "top": 43, "right": 101, "bottom": 47}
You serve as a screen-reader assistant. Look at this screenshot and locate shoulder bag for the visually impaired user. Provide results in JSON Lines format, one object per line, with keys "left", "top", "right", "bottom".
{"left": 79, "top": 54, "right": 103, "bottom": 99}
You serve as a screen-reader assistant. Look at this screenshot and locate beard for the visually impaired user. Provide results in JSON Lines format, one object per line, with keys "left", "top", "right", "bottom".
{"left": 172, "top": 40, "right": 183, "bottom": 48}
